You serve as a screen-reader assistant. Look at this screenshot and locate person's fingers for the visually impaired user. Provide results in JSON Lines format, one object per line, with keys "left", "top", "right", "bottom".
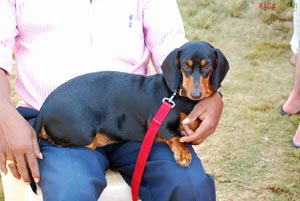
{"left": 182, "top": 110, "right": 204, "bottom": 125}
{"left": 180, "top": 122, "right": 209, "bottom": 142}
{"left": 190, "top": 127, "right": 216, "bottom": 145}
{"left": 14, "top": 155, "right": 31, "bottom": 184}
{"left": 7, "top": 159, "right": 21, "bottom": 179}
{"left": 180, "top": 119, "right": 217, "bottom": 144}
{"left": 25, "top": 150, "right": 40, "bottom": 183}
{"left": 0, "top": 153, "right": 8, "bottom": 175}
{"left": 31, "top": 129, "right": 43, "bottom": 160}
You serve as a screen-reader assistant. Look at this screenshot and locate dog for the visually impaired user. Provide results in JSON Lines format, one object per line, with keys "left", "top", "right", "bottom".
{"left": 31, "top": 41, "right": 229, "bottom": 192}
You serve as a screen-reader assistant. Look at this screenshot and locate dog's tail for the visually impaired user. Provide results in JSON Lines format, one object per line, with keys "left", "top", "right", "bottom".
{"left": 28, "top": 166, "right": 37, "bottom": 194}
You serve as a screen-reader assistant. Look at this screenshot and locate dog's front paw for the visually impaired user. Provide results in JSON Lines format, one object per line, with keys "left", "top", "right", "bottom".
{"left": 157, "top": 136, "right": 192, "bottom": 167}
{"left": 172, "top": 141, "right": 192, "bottom": 167}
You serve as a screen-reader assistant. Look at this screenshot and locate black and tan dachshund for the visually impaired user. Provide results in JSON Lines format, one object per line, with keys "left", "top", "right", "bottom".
{"left": 31, "top": 41, "right": 229, "bottom": 191}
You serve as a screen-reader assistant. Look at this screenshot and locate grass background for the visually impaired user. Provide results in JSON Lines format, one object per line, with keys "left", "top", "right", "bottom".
{"left": 1, "top": 0, "right": 300, "bottom": 200}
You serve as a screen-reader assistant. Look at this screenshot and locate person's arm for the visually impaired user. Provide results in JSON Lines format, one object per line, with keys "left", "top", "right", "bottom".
{"left": 142, "top": 0, "right": 188, "bottom": 73}
{"left": 0, "top": 1, "right": 41, "bottom": 183}
{"left": 0, "top": 69, "right": 42, "bottom": 184}
{"left": 143, "top": 0, "right": 224, "bottom": 144}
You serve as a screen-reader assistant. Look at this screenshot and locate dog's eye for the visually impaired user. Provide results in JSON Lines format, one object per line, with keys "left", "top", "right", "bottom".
{"left": 186, "top": 60, "right": 193, "bottom": 67}
{"left": 183, "top": 60, "right": 193, "bottom": 70}
{"left": 201, "top": 60, "right": 211, "bottom": 70}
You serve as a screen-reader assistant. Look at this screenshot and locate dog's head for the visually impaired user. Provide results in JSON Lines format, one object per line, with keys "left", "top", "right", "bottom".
{"left": 161, "top": 41, "right": 229, "bottom": 101}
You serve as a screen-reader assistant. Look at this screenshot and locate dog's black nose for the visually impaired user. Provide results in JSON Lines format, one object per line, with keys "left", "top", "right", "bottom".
{"left": 191, "top": 90, "right": 201, "bottom": 99}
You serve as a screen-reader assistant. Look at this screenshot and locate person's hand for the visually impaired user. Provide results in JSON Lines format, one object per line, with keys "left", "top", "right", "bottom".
{"left": 0, "top": 103, "right": 42, "bottom": 184}
{"left": 180, "top": 92, "right": 223, "bottom": 145}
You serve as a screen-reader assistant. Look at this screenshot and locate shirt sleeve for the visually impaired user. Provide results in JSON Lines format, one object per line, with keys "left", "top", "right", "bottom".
{"left": 143, "top": 0, "right": 188, "bottom": 73}
{"left": 0, "top": 0, "right": 18, "bottom": 75}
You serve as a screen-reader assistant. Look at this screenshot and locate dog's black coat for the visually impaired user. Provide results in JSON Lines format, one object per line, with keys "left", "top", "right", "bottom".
{"left": 31, "top": 41, "right": 229, "bottom": 192}
{"left": 34, "top": 71, "right": 199, "bottom": 144}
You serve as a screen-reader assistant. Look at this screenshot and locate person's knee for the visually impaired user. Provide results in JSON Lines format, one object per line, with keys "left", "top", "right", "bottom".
{"left": 168, "top": 170, "right": 216, "bottom": 201}
{"left": 38, "top": 141, "right": 109, "bottom": 201}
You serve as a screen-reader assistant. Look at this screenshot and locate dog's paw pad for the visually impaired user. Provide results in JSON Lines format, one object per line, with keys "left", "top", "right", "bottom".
{"left": 174, "top": 152, "right": 192, "bottom": 167}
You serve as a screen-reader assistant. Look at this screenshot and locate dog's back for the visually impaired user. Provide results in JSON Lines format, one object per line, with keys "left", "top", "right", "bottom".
{"left": 34, "top": 71, "right": 173, "bottom": 146}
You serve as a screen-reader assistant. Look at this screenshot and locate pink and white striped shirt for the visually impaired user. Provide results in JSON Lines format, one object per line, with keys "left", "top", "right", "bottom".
{"left": 0, "top": 0, "right": 187, "bottom": 110}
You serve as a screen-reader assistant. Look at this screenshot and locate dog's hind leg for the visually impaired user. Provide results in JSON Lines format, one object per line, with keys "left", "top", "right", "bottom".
{"left": 85, "top": 133, "right": 117, "bottom": 149}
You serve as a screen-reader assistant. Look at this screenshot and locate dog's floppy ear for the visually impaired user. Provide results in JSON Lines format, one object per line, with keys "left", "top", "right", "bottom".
{"left": 212, "top": 48, "right": 229, "bottom": 91}
{"left": 161, "top": 48, "right": 181, "bottom": 92}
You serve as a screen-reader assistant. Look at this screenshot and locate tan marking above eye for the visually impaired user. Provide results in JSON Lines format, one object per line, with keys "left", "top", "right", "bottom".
{"left": 201, "top": 59, "right": 207, "bottom": 67}
{"left": 187, "top": 60, "right": 193, "bottom": 67}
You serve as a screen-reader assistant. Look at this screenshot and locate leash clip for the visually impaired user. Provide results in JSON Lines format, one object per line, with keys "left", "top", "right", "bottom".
{"left": 162, "top": 92, "right": 176, "bottom": 108}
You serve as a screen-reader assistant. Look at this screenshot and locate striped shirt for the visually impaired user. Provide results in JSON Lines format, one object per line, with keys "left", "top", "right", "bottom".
{"left": 0, "top": 0, "right": 187, "bottom": 110}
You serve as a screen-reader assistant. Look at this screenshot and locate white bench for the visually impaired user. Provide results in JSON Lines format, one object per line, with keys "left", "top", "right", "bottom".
{"left": 1, "top": 169, "right": 132, "bottom": 201}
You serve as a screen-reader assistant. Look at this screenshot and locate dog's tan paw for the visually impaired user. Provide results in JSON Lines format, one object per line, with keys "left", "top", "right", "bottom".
{"left": 157, "top": 136, "right": 192, "bottom": 167}
{"left": 173, "top": 144, "right": 192, "bottom": 167}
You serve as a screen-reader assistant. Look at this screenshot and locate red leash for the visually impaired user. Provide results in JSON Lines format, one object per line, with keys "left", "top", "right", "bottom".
{"left": 131, "top": 93, "right": 176, "bottom": 201}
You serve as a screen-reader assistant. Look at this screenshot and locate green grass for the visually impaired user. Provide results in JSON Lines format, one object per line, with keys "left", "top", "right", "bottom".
{"left": 1, "top": 0, "right": 300, "bottom": 200}
{"left": 178, "top": 0, "right": 300, "bottom": 200}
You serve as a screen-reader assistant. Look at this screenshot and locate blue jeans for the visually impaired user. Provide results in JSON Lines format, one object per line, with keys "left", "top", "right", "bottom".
{"left": 18, "top": 107, "right": 216, "bottom": 201}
